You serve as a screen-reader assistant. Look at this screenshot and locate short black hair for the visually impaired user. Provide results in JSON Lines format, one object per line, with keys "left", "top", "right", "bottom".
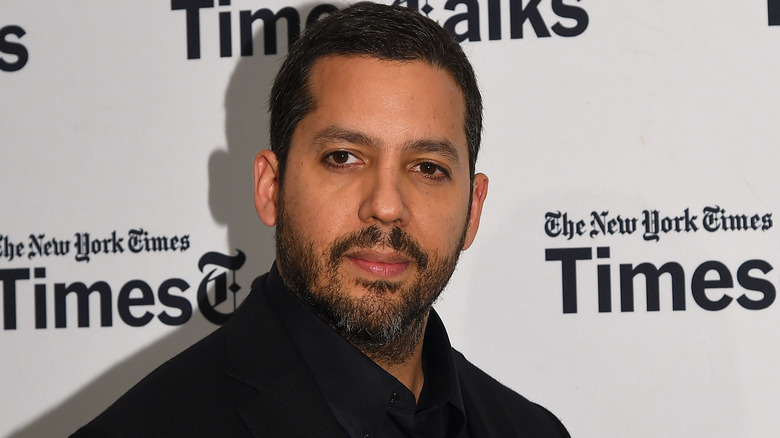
{"left": 269, "top": 1, "right": 482, "bottom": 180}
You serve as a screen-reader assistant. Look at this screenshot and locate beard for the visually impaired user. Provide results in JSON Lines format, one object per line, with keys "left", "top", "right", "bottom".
{"left": 275, "top": 197, "right": 466, "bottom": 365}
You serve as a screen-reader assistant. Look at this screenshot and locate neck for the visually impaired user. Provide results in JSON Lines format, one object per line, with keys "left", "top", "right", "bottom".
{"left": 374, "top": 333, "right": 427, "bottom": 400}
{"left": 359, "top": 311, "right": 430, "bottom": 401}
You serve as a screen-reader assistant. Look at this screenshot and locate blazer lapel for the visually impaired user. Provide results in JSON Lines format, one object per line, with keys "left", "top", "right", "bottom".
{"left": 222, "top": 276, "right": 348, "bottom": 437}
{"left": 235, "top": 363, "right": 348, "bottom": 437}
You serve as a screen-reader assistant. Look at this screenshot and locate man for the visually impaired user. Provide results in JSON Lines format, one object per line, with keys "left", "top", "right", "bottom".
{"left": 72, "top": 2, "right": 569, "bottom": 437}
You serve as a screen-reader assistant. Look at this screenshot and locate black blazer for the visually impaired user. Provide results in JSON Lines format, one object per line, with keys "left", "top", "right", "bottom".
{"left": 72, "top": 273, "right": 570, "bottom": 437}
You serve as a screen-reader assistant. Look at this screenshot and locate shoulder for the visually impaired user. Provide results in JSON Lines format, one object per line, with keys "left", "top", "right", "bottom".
{"left": 71, "top": 277, "right": 277, "bottom": 437}
{"left": 453, "top": 350, "right": 571, "bottom": 438}
{"left": 71, "top": 324, "right": 249, "bottom": 437}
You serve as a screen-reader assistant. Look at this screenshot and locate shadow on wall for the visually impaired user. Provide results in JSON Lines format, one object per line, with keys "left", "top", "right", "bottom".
{"left": 9, "top": 20, "right": 284, "bottom": 438}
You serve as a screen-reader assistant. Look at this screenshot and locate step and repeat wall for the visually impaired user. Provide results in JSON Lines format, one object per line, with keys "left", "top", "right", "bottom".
{"left": 2, "top": 1, "right": 779, "bottom": 436}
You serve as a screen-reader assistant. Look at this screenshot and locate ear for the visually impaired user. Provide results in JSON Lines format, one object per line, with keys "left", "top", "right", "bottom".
{"left": 253, "top": 149, "right": 281, "bottom": 227}
{"left": 461, "top": 173, "right": 489, "bottom": 250}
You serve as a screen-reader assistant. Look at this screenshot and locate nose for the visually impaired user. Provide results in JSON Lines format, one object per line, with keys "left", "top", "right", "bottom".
{"left": 358, "top": 165, "right": 411, "bottom": 227}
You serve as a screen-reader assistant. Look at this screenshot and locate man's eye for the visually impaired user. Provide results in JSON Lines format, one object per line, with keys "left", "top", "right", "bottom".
{"left": 413, "top": 162, "right": 449, "bottom": 180}
{"left": 419, "top": 162, "right": 438, "bottom": 175}
{"left": 325, "top": 151, "right": 360, "bottom": 166}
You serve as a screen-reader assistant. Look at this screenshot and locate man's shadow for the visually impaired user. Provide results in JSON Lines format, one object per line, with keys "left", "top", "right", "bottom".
{"left": 8, "top": 21, "right": 285, "bottom": 438}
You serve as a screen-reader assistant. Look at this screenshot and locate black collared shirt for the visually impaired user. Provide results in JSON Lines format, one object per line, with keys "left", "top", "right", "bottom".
{"left": 264, "top": 264, "right": 469, "bottom": 438}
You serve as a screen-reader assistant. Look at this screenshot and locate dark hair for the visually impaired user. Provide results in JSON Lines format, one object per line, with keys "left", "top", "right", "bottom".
{"left": 269, "top": 1, "right": 482, "bottom": 180}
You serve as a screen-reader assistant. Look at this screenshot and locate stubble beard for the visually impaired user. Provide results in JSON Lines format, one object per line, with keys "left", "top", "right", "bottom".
{"left": 275, "top": 196, "right": 466, "bottom": 365}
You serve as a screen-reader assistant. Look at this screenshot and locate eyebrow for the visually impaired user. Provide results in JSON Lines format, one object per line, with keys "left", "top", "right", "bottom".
{"left": 404, "top": 138, "right": 460, "bottom": 164}
{"left": 311, "top": 126, "right": 380, "bottom": 149}
{"left": 311, "top": 125, "right": 461, "bottom": 164}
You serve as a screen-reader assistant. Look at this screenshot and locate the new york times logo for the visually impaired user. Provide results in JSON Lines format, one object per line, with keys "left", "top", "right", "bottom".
{"left": 544, "top": 206, "right": 777, "bottom": 314}
{"left": 0, "top": 250, "right": 247, "bottom": 330}
{"left": 546, "top": 247, "right": 776, "bottom": 314}
{"left": 171, "top": 0, "right": 588, "bottom": 60}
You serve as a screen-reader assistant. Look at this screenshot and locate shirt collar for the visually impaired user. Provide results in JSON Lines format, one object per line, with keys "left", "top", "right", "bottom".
{"left": 264, "top": 263, "right": 466, "bottom": 437}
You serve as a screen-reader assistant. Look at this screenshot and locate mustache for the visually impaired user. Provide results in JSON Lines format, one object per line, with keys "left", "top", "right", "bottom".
{"left": 329, "top": 225, "right": 429, "bottom": 270}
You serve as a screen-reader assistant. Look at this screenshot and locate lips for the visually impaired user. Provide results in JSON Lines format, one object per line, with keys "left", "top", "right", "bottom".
{"left": 345, "top": 249, "right": 411, "bottom": 278}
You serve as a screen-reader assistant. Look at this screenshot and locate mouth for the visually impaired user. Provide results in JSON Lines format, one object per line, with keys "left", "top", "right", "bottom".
{"left": 344, "top": 249, "right": 411, "bottom": 278}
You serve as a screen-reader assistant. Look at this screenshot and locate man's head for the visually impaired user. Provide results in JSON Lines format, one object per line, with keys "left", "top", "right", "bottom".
{"left": 269, "top": 1, "right": 483, "bottom": 181}
{"left": 254, "top": 3, "right": 488, "bottom": 364}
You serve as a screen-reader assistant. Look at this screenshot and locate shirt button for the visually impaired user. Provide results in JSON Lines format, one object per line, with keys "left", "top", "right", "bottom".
{"left": 389, "top": 392, "right": 399, "bottom": 404}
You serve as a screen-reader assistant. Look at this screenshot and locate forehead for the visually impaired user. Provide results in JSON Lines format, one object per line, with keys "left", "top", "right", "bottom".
{"left": 298, "top": 55, "right": 468, "bottom": 156}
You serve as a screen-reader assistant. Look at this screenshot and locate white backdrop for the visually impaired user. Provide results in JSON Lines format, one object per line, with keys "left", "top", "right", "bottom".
{"left": 2, "top": 1, "right": 779, "bottom": 437}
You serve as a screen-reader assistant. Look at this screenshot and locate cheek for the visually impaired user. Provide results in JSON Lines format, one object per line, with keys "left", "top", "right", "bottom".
{"left": 412, "top": 193, "right": 470, "bottom": 249}
{"left": 283, "top": 180, "right": 359, "bottom": 238}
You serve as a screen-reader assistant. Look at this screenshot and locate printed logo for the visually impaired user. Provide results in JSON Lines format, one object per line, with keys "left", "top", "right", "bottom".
{"left": 0, "top": 248, "right": 251, "bottom": 330}
{"left": 0, "top": 227, "right": 258, "bottom": 330}
{"left": 0, "top": 25, "right": 28, "bottom": 72}
{"left": 170, "top": 0, "right": 588, "bottom": 59}
{"left": 197, "top": 250, "right": 247, "bottom": 325}
{"left": 544, "top": 206, "right": 776, "bottom": 314}
{"left": 394, "top": 0, "right": 588, "bottom": 42}
{"left": 171, "top": 0, "right": 337, "bottom": 59}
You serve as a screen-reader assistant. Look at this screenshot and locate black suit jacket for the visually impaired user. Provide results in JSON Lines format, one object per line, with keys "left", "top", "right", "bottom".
{"left": 72, "top": 273, "right": 570, "bottom": 437}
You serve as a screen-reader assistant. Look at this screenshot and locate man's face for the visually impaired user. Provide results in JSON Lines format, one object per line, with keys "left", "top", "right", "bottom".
{"left": 260, "top": 55, "right": 487, "bottom": 362}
